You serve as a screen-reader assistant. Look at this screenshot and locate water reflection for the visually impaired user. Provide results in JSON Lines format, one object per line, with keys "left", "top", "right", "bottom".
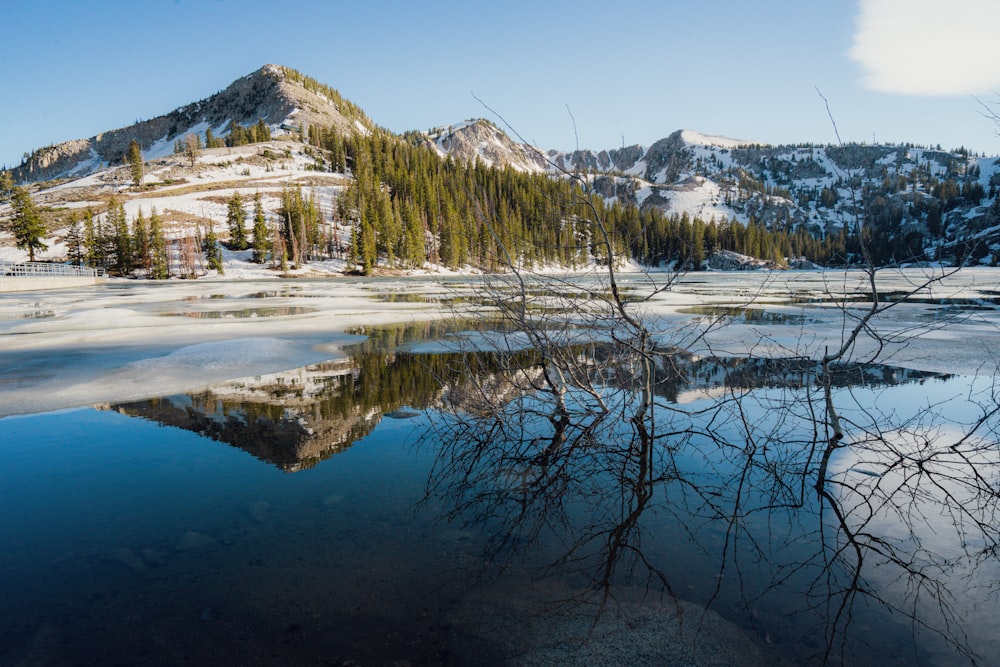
{"left": 92, "top": 316, "right": 1000, "bottom": 664}
{"left": 678, "top": 305, "right": 810, "bottom": 325}
{"left": 10, "top": 315, "right": 998, "bottom": 664}
{"left": 107, "top": 322, "right": 946, "bottom": 475}
{"left": 161, "top": 306, "right": 318, "bottom": 319}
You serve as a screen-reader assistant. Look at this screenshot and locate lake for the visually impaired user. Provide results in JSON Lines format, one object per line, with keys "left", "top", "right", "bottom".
{"left": 2, "top": 268, "right": 999, "bottom": 665}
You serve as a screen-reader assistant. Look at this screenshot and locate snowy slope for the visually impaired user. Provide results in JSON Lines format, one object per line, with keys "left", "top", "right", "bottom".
{"left": 0, "top": 140, "right": 352, "bottom": 278}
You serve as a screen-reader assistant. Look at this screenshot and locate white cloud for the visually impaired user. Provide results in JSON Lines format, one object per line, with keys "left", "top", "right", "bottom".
{"left": 849, "top": 0, "right": 1000, "bottom": 95}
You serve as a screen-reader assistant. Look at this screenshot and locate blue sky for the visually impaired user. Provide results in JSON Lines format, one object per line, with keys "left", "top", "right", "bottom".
{"left": 4, "top": 0, "right": 1000, "bottom": 168}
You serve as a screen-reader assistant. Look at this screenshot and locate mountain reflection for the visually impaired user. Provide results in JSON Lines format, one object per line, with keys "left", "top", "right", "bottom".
{"left": 107, "top": 320, "right": 950, "bottom": 474}
{"left": 108, "top": 320, "right": 494, "bottom": 471}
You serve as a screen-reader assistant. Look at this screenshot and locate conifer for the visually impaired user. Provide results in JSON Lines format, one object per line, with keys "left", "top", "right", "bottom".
{"left": 227, "top": 192, "right": 248, "bottom": 249}
{"left": 8, "top": 186, "right": 47, "bottom": 262}
{"left": 126, "top": 139, "right": 144, "bottom": 188}
{"left": 132, "top": 209, "right": 150, "bottom": 275}
{"left": 66, "top": 211, "right": 84, "bottom": 266}
{"left": 106, "top": 197, "right": 132, "bottom": 275}
{"left": 149, "top": 208, "right": 169, "bottom": 279}
{"left": 202, "top": 224, "right": 224, "bottom": 274}
{"left": 251, "top": 192, "right": 270, "bottom": 263}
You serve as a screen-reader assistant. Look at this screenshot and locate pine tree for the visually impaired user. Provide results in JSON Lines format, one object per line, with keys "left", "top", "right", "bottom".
{"left": 83, "top": 208, "right": 99, "bottom": 267}
{"left": 402, "top": 198, "right": 425, "bottom": 267}
{"left": 66, "top": 211, "right": 84, "bottom": 266}
{"left": 255, "top": 118, "right": 271, "bottom": 142}
{"left": 226, "top": 192, "right": 248, "bottom": 249}
{"left": 227, "top": 120, "right": 248, "bottom": 147}
{"left": 8, "top": 186, "right": 47, "bottom": 262}
{"left": 202, "top": 225, "right": 224, "bottom": 274}
{"left": 126, "top": 139, "right": 144, "bottom": 188}
{"left": 278, "top": 185, "right": 321, "bottom": 265}
{"left": 106, "top": 197, "right": 132, "bottom": 276}
{"left": 0, "top": 170, "right": 13, "bottom": 203}
{"left": 205, "top": 127, "right": 224, "bottom": 149}
{"left": 251, "top": 192, "right": 270, "bottom": 263}
{"left": 132, "top": 209, "right": 151, "bottom": 276}
{"left": 149, "top": 208, "right": 169, "bottom": 279}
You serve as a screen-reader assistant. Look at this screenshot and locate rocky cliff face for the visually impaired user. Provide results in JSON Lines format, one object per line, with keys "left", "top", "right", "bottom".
{"left": 11, "top": 64, "right": 371, "bottom": 183}
{"left": 423, "top": 119, "right": 547, "bottom": 173}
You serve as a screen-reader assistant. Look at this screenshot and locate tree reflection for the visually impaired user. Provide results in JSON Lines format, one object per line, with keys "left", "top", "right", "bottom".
{"left": 390, "top": 211, "right": 1000, "bottom": 667}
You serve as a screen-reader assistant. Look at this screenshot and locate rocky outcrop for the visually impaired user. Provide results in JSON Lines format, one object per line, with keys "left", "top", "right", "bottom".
{"left": 546, "top": 144, "right": 645, "bottom": 174}
{"left": 424, "top": 119, "right": 547, "bottom": 173}
{"left": 707, "top": 249, "right": 778, "bottom": 271}
{"left": 641, "top": 130, "right": 692, "bottom": 183}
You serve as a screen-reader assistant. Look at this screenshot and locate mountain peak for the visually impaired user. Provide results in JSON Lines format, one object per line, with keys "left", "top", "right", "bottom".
{"left": 421, "top": 118, "right": 547, "bottom": 173}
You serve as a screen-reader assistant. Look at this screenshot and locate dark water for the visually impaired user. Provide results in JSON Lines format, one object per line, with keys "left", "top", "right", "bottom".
{"left": 0, "top": 406, "right": 481, "bottom": 665}
{"left": 1, "top": 324, "right": 998, "bottom": 666}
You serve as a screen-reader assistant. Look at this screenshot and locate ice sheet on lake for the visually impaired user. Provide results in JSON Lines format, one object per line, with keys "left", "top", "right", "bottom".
{"left": 126, "top": 338, "right": 296, "bottom": 372}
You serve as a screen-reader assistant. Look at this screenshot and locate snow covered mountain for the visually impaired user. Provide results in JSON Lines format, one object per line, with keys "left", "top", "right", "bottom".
{"left": 10, "top": 64, "right": 373, "bottom": 183}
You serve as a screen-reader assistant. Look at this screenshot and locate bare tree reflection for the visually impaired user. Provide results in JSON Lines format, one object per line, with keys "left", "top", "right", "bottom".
{"left": 422, "top": 292, "right": 1000, "bottom": 664}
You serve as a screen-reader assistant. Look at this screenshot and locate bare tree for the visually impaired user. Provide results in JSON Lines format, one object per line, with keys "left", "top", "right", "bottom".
{"left": 183, "top": 133, "right": 200, "bottom": 168}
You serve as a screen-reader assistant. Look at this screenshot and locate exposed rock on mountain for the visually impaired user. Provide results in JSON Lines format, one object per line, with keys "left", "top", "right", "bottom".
{"left": 707, "top": 249, "right": 775, "bottom": 271}
{"left": 421, "top": 119, "right": 547, "bottom": 173}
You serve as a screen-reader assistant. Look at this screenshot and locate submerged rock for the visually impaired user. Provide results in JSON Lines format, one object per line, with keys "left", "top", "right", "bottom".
{"left": 140, "top": 548, "right": 166, "bottom": 566}
{"left": 448, "top": 584, "right": 794, "bottom": 666}
{"left": 247, "top": 500, "right": 271, "bottom": 523}
{"left": 176, "top": 531, "right": 216, "bottom": 551}
{"left": 110, "top": 546, "right": 147, "bottom": 573}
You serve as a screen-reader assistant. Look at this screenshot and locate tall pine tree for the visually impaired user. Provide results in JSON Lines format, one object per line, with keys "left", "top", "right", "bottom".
{"left": 8, "top": 186, "right": 47, "bottom": 262}
{"left": 126, "top": 139, "right": 144, "bottom": 188}
{"left": 251, "top": 192, "right": 270, "bottom": 264}
{"left": 149, "top": 208, "right": 169, "bottom": 279}
{"left": 227, "top": 191, "right": 248, "bottom": 249}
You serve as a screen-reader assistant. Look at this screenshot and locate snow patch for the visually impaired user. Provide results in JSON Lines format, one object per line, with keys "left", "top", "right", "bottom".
{"left": 680, "top": 129, "right": 755, "bottom": 149}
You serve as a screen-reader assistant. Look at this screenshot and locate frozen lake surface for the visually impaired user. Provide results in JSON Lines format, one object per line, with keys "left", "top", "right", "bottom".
{"left": 2, "top": 268, "right": 1000, "bottom": 665}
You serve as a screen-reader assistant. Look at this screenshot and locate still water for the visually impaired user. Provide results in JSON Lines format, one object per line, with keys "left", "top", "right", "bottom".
{"left": 2, "top": 316, "right": 998, "bottom": 666}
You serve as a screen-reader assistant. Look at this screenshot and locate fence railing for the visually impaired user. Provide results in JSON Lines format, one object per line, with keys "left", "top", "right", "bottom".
{"left": 0, "top": 260, "right": 106, "bottom": 279}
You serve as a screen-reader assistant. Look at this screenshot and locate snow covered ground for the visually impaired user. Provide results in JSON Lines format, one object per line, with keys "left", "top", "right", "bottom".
{"left": 0, "top": 139, "right": 349, "bottom": 267}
